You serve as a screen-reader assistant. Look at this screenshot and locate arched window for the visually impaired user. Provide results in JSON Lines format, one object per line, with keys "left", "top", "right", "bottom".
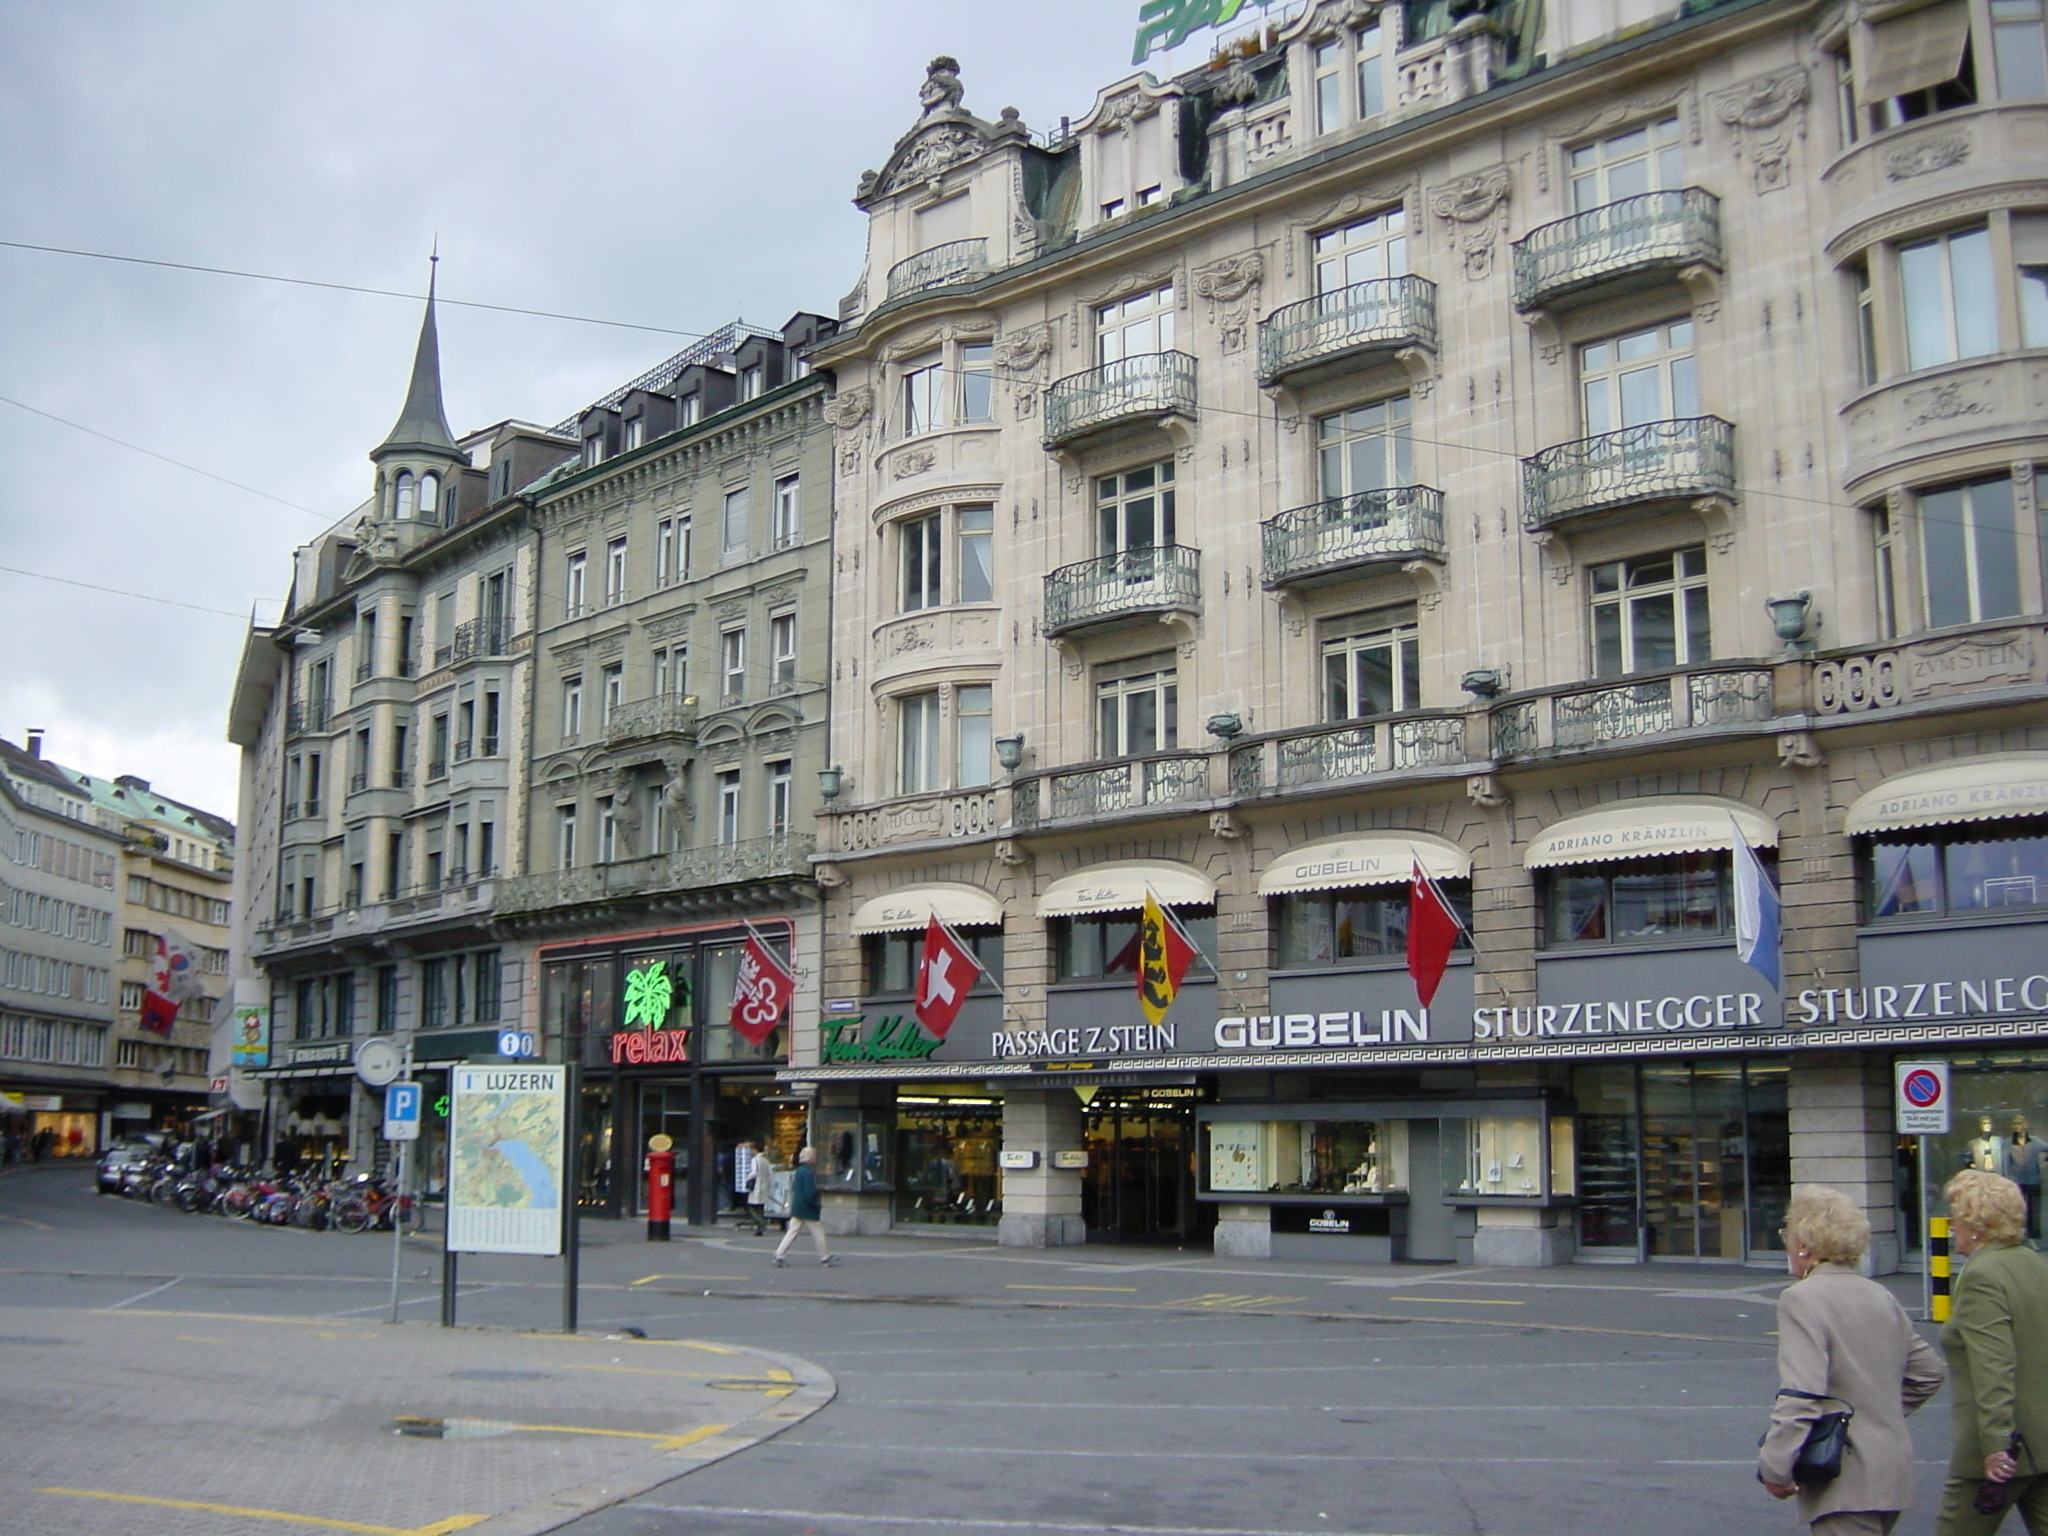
{"left": 418, "top": 473, "right": 440, "bottom": 522}
{"left": 394, "top": 470, "right": 416, "bottom": 519}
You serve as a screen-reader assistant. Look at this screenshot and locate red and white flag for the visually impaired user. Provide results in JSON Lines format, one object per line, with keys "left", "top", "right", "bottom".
{"left": 1406, "top": 863, "right": 1462, "bottom": 1010}
{"left": 914, "top": 914, "right": 982, "bottom": 1040}
{"left": 142, "top": 931, "right": 205, "bottom": 1037}
{"left": 729, "top": 931, "right": 795, "bottom": 1046}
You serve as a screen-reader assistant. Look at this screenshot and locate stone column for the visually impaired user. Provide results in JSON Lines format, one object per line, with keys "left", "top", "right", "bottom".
{"left": 1212, "top": 1203, "right": 1271, "bottom": 1258}
{"left": 997, "top": 1087, "right": 1086, "bottom": 1247}
{"left": 1789, "top": 1051, "right": 1900, "bottom": 1275}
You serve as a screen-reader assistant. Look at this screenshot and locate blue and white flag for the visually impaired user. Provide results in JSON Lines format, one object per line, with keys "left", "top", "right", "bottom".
{"left": 1731, "top": 820, "right": 1781, "bottom": 991}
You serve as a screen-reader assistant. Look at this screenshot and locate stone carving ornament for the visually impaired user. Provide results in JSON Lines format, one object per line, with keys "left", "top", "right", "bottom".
{"left": 1886, "top": 133, "right": 1970, "bottom": 180}
{"left": 1427, "top": 164, "right": 1512, "bottom": 280}
{"left": 881, "top": 126, "right": 983, "bottom": 195}
{"left": 994, "top": 324, "right": 1056, "bottom": 418}
{"left": 1710, "top": 66, "right": 1809, "bottom": 192}
{"left": 920, "top": 55, "right": 965, "bottom": 115}
{"left": 1193, "top": 251, "right": 1266, "bottom": 354}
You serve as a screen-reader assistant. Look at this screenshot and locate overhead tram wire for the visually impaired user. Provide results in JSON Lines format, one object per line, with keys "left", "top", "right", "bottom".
{"left": 0, "top": 563, "right": 246, "bottom": 620}
{"left": 0, "top": 240, "right": 710, "bottom": 339}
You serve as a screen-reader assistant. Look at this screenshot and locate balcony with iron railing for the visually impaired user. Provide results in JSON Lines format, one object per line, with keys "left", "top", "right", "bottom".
{"left": 1043, "top": 351, "right": 1197, "bottom": 450}
{"left": 1010, "top": 753, "right": 1210, "bottom": 831}
{"left": 451, "top": 616, "right": 510, "bottom": 663}
{"left": 493, "top": 833, "right": 815, "bottom": 916}
{"left": 885, "top": 238, "right": 990, "bottom": 301}
{"left": 605, "top": 694, "right": 700, "bottom": 747}
{"left": 1522, "top": 416, "right": 1734, "bottom": 532}
{"left": 1512, "top": 188, "right": 1721, "bottom": 312}
{"left": 1043, "top": 545, "right": 1201, "bottom": 638}
{"left": 285, "top": 699, "right": 332, "bottom": 736}
{"left": 1257, "top": 276, "right": 1439, "bottom": 386}
{"left": 1227, "top": 711, "right": 1472, "bottom": 796}
{"left": 1489, "top": 664, "right": 1778, "bottom": 758}
{"left": 1260, "top": 486, "right": 1446, "bottom": 588}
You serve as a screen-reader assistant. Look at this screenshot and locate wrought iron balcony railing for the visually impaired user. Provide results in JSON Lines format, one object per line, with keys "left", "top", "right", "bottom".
{"left": 1010, "top": 754, "right": 1209, "bottom": 830}
{"left": 1044, "top": 351, "right": 1197, "bottom": 447}
{"left": 493, "top": 833, "right": 815, "bottom": 915}
{"left": 1512, "top": 188, "right": 1721, "bottom": 310}
{"left": 1043, "top": 545, "right": 1201, "bottom": 636}
{"left": 1260, "top": 486, "right": 1446, "bottom": 587}
{"left": 1228, "top": 712, "right": 1470, "bottom": 795}
{"left": 451, "top": 617, "right": 510, "bottom": 663}
{"left": 885, "top": 238, "right": 990, "bottom": 301}
{"left": 1522, "top": 416, "right": 1734, "bottom": 530}
{"left": 605, "top": 694, "right": 700, "bottom": 746}
{"left": 285, "top": 700, "right": 331, "bottom": 736}
{"left": 1491, "top": 666, "right": 1776, "bottom": 756}
{"left": 1257, "top": 275, "right": 1439, "bottom": 383}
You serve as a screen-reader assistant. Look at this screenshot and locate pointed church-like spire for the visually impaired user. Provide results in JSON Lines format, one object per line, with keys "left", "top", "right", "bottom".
{"left": 375, "top": 255, "right": 458, "bottom": 459}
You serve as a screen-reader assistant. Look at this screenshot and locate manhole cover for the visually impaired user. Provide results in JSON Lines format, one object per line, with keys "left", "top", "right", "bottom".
{"left": 447, "top": 1370, "right": 554, "bottom": 1381}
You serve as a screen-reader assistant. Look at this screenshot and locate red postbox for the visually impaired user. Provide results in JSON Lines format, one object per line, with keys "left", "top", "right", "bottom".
{"left": 645, "top": 1134, "right": 675, "bottom": 1241}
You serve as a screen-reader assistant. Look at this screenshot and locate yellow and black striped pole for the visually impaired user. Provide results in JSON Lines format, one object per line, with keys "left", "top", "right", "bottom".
{"left": 1929, "top": 1215, "right": 1952, "bottom": 1322}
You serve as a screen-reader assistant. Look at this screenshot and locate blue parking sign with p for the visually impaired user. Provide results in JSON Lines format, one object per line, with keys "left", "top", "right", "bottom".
{"left": 384, "top": 1081, "right": 422, "bottom": 1142}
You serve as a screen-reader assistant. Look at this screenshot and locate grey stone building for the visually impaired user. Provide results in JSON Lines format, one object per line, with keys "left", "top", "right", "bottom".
{"left": 797, "top": 1, "right": 2048, "bottom": 1268}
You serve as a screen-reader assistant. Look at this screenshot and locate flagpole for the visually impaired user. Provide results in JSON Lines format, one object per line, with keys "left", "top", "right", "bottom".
{"left": 1405, "top": 847, "right": 1512, "bottom": 1000}
{"left": 931, "top": 914, "right": 1016, "bottom": 1006}
{"left": 1144, "top": 886, "right": 1263, "bottom": 1018}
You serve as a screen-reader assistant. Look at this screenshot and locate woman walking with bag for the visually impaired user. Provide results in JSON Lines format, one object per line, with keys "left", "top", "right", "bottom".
{"left": 1934, "top": 1169, "right": 2048, "bottom": 1535}
{"left": 1759, "top": 1185, "right": 1945, "bottom": 1535}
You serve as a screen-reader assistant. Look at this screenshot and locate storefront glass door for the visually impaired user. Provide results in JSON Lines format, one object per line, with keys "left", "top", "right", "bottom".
{"left": 1083, "top": 1096, "right": 1204, "bottom": 1241}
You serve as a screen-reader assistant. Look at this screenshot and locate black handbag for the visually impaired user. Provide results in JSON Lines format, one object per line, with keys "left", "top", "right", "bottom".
{"left": 1776, "top": 1390, "right": 1854, "bottom": 1486}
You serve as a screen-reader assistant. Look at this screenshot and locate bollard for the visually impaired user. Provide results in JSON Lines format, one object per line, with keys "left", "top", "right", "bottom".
{"left": 1929, "top": 1215, "right": 1951, "bottom": 1322}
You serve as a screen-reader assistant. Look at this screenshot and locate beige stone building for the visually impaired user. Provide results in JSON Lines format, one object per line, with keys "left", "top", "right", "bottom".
{"left": 800, "top": 1, "right": 2048, "bottom": 1268}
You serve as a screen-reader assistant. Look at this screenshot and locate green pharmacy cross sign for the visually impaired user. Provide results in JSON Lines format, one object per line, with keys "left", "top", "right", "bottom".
{"left": 1132, "top": 0, "right": 1275, "bottom": 63}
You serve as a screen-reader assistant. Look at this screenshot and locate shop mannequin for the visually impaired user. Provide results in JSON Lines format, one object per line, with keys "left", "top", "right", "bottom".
{"left": 2011, "top": 1114, "right": 2043, "bottom": 1240}
{"left": 1964, "top": 1114, "right": 2010, "bottom": 1176}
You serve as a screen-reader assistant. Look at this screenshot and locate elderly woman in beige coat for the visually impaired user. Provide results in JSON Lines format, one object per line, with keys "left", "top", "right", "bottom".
{"left": 1759, "top": 1185, "right": 1946, "bottom": 1535}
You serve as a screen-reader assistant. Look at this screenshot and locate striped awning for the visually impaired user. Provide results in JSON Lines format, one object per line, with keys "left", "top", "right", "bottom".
{"left": 1844, "top": 755, "right": 2048, "bottom": 836}
{"left": 1525, "top": 799, "right": 1778, "bottom": 868}
{"left": 1257, "top": 834, "right": 1470, "bottom": 895}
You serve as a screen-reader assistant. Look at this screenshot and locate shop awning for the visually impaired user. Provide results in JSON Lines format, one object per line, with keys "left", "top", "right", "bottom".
{"left": 1257, "top": 834, "right": 1470, "bottom": 895}
{"left": 1844, "top": 755, "right": 2048, "bottom": 836}
{"left": 1525, "top": 799, "right": 1777, "bottom": 868}
{"left": 1857, "top": 0, "right": 1970, "bottom": 105}
{"left": 1037, "top": 861, "right": 1216, "bottom": 917}
{"left": 849, "top": 883, "right": 1004, "bottom": 935}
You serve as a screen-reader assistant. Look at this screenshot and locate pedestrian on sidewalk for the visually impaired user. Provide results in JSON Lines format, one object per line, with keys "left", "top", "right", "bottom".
{"left": 743, "top": 1146, "right": 772, "bottom": 1236}
{"left": 1759, "top": 1184, "right": 1944, "bottom": 1536}
{"left": 741, "top": 1146, "right": 765, "bottom": 1228}
{"left": 1933, "top": 1169, "right": 2048, "bottom": 1536}
{"left": 772, "top": 1146, "right": 834, "bottom": 1268}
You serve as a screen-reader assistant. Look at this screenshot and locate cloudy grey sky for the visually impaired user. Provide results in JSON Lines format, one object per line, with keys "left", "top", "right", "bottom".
{"left": 1, "top": 0, "right": 1220, "bottom": 821}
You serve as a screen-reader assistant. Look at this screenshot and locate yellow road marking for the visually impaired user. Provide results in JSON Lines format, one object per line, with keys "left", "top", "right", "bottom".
{"left": 512, "top": 1420, "right": 729, "bottom": 1450}
{"left": 630, "top": 1274, "right": 734, "bottom": 1286}
{"left": 0, "top": 1213, "right": 56, "bottom": 1230}
{"left": 1388, "top": 1296, "right": 1525, "bottom": 1306}
{"left": 174, "top": 1335, "right": 229, "bottom": 1343}
{"left": 1005, "top": 1284, "right": 1139, "bottom": 1292}
{"left": 1173, "top": 1293, "right": 1306, "bottom": 1309}
{"left": 96, "top": 1308, "right": 377, "bottom": 1328}
{"left": 39, "top": 1488, "right": 487, "bottom": 1535}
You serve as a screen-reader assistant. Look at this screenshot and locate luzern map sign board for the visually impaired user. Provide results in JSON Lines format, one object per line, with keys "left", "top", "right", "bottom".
{"left": 448, "top": 1065, "right": 566, "bottom": 1256}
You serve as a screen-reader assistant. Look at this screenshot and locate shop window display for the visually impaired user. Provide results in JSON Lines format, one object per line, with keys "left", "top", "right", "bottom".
{"left": 813, "top": 1108, "right": 892, "bottom": 1192}
{"left": 1273, "top": 884, "right": 1470, "bottom": 967}
{"left": 1864, "top": 819, "right": 2048, "bottom": 919}
{"left": 1202, "top": 1119, "right": 1410, "bottom": 1195}
{"left": 1904, "top": 1049, "right": 2048, "bottom": 1246}
{"left": 894, "top": 1095, "right": 1001, "bottom": 1225}
{"left": 1544, "top": 852, "right": 1735, "bottom": 945}
{"left": 1443, "top": 1115, "right": 1544, "bottom": 1197}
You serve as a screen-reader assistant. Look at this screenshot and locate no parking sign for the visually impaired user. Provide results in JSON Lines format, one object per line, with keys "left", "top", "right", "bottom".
{"left": 1896, "top": 1061, "right": 1950, "bottom": 1135}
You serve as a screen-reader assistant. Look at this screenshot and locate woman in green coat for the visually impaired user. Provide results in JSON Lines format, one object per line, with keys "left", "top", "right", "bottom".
{"left": 1936, "top": 1169, "right": 2048, "bottom": 1536}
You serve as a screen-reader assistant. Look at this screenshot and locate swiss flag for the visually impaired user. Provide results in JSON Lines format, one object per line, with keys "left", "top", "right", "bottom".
{"left": 914, "top": 915, "right": 981, "bottom": 1040}
{"left": 728, "top": 932, "right": 795, "bottom": 1046}
{"left": 1407, "top": 862, "right": 1462, "bottom": 1010}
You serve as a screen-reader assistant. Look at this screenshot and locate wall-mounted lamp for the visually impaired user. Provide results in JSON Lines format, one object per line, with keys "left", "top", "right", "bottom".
{"left": 1460, "top": 667, "right": 1505, "bottom": 699}
{"left": 1767, "top": 591, "right": 1814, "bottom": 652}
{"left": 817, "top": 765, "right": 844, "bottom": 802}
{"left": 1205, "top": 712, "right": 1244, "bottom": 740}
{"left": 994, "top": 733, "right": 1026, "bottom": 772}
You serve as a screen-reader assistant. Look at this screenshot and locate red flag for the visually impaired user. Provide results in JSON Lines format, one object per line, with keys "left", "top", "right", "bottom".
{"left": 729, "top": 932, "right": 794, "bottom": 1046}
{"left": 1407, "top": 862, "right": 1461, "bottom": 1009}
{"left": 1137, "top": 891, "right": 1197, "bottom": 1028}
{"left": 141, "top": 932, "right": 202, "bottom": 1037}
{"left": 914, "top": 915, "right": 981, "bottom": 1040}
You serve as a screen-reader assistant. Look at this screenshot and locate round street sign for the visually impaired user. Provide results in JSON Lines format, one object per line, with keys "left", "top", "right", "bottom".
{"left": 354, "top": 1037, "right": 402, "bottom": 1088}
{"left": 1895, "top": 1060, "right": 1950, "bottom": 1134}
{"left": 1901, "top": 1068, "right": 1942, "bottom": 1107}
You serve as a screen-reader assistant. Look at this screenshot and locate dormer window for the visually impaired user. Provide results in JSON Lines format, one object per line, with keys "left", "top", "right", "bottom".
{"left": 624, "top": 418, "right": 644, "bottom": 452}
{"left": 738, "top": 364, "right": 764, "bottom": 402}
{"left": 1089, "top": 101, "right": 1168, "bottom": 227}
{"left": 679, "top": 394, "right": 701, "bottom": 428}
{"left": 1310, "top": 17, "right": 1389, "bottom": 136}
{"left": 583, "top": 435, "right": 605, "bottom": 468}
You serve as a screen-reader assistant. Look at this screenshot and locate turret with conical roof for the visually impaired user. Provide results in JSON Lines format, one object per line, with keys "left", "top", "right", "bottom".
{"left": 368, "top": 260, "right": 469, "bottom": 536}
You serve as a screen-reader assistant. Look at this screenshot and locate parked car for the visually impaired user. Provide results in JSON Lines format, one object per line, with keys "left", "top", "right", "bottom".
{"left": 94, "top": 1144, "right": 153, "bottom": 1195}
